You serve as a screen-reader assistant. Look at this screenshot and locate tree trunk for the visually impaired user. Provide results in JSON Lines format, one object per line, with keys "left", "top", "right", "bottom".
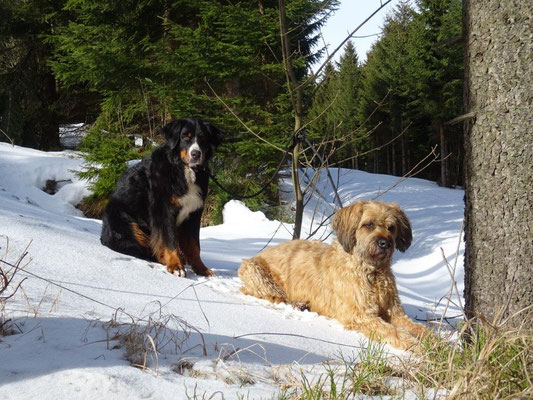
{"left": 439, "top": 122, "right": 449, "bottom": 187}
{"left": 373, "top": 135, "right": 379, "bottom": 173}
{"left": 279, "top": 0, "right": 304, "bottom": 239}
{"left": 386, "top": 144, "right": 390, "bottom": 175}
{"left": 39, "top": 73, "right": 60, "bottom": 150}
{"left": 463, "top": 0, "right": 532, "bottom": 328}
{"left": 401, "top": 133, "right": 407, "bottom": 176}
{"left": 391, "top": 142, "right": 396, "bottom": 176}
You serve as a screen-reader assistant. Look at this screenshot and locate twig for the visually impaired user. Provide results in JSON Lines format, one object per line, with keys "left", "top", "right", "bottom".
{"left": 234, "top": 331, "right": 367, "bottom": 349}
{"left": 301, "top": 147, "right": 442, "bottom": 240}
{"left": 0, "top": 127, "right": 14, "bottom": 146}
{"left": 438, "top": 219, "right": 466, "bottom": 330}
{"left": 372, "top": 146, "right": 440, "bottom": 200}
{"left": 332, "top": 120, "right": 408, "bottom": 167}
{"left": 204, "top": 78, "right": 284, "bottom": 153}
{"left": 299, "top": 0, "right": 393, "bottom": 90}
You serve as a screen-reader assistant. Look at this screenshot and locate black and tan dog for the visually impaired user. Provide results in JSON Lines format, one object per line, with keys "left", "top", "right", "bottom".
{"left": 238, "top": 201, "right": 430, "bottom": 350}
{"left": 101, "top": 118, "right": 223, "bottom": 277}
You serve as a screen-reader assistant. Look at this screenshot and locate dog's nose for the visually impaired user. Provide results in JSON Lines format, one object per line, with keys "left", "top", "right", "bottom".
{"left": 377, "top": 238, "right": 391, "bottom": 249}
{"left": 190, "top": 150, "right": 201, "bottom": 161}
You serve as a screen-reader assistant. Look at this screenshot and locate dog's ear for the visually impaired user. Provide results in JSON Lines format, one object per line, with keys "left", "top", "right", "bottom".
{"left": 393, "top": 205, "right": 412, "bottom": 252}
{"left": 332, "top": 201, "right": 365, "bottom": 253}
{"left": 204, "top": 121, "right": 224, "bottom": 149}
{"left": 163, "top": 119, "right": 187, "bottom": 148}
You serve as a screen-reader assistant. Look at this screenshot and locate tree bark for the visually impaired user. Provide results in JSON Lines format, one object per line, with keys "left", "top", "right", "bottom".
{"left": 279, "top": 0, "right": 305, "bottom": 239}
{"left": 39, "top": 72, "right": 60, "bottom": 150}
{"left": 391, "top": 142, "right": 396, "bottom": 176}
{"left": 463, "top": 0, "right": 532, "bottom": 328}
{"left": 439, "top": 121, "right": 449, "bottom": 187}
{"left": 401, "top": 132, "right": 406, "bottom": 176}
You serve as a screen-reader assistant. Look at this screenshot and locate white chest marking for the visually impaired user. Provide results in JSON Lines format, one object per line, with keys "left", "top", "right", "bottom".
{"left": 177, "top": 167, "right": 204, "bottom": 224}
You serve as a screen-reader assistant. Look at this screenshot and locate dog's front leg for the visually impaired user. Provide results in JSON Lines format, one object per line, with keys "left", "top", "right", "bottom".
{"left": 148, "top": 195, "right": 186, "bottom": 277}
{"left": 389, "top": 304, "right": 430, "bottom": 339}
{"left": 157, "top": 246, "right": 186, "bottom": 277}
{"left": 177, "top": 210, "right": 213, "bottom": 277}
{"left": 346, "top": 316, "right": 419, "bottom": 351}
{"left": 178, "top": 232, "right": 213, "bottom": 277}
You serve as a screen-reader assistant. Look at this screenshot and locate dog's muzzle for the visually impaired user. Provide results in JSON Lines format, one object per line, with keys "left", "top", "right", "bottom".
{"left": 377, "top": 238, "right": 391, "bottom": 250}
{"left": 190, "top": 149, "right": 202, "bottom": 163}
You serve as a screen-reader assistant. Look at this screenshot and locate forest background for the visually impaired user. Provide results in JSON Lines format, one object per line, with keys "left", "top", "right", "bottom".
{"left": 0, "top": 0, "right": 463, "bottom": 224}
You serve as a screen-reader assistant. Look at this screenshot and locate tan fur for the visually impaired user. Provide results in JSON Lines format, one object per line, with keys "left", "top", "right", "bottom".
{"left": 150, "top": 230, "right": 186, "bottom": 276}
{"left": 130, "top": 222, "right": 150, "bottom": 248}
{"left": 238, "top": 201, "right": 429, "bottom": 351}
{"left": 158, "top": 247, "right": 185, "bottom": 277}
{"left": 180, "top": 148, "right": 190, "bottom": 164}
{"left": 170, "top": 196, "right": 181, "bottom": 207}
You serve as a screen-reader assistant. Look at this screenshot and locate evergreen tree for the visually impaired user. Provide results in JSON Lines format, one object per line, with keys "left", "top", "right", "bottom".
{"left": 414, "top": 0, "right": 463, "bottom": 187}
{"left": 49, "top": 0, "right": 337, "bottom": 221}
{"left": 354, "top": 0, "right": 462, "bottom": 183}
{"left": 0, "top": 0, "right": 66, "bottom": 149}
{"left": 308, "top": 42, "right": 366, "bottom": 168}
{"left": 357, "top": 2, "right": 420, "bottom": 176}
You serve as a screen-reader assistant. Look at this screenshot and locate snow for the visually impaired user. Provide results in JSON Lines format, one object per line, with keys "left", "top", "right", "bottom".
{"left": 0, "top": 142, "right": 462, "bottom": 399}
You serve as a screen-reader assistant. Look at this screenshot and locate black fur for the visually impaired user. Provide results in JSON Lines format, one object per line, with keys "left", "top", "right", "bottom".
{"left": 100, "top": 118, "right": 223, "bottom": 276}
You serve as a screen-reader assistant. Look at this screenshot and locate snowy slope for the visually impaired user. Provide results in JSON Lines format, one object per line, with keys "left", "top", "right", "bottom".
{"left": 0, "top": 142, "right": 463, "bottom": 399}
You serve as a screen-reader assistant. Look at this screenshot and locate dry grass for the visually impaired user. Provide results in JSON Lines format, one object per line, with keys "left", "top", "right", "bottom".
{"left": 0, "top": 236, "right": 26, "bottom": 337}
{"left": 410, "top": 311, "right": 533, "bottom": 400}
{"left": 104, "top": 306, "right": 205, "bottom": 374}
{"left": 278, "top": 311, "right": 532, "bottom": 400}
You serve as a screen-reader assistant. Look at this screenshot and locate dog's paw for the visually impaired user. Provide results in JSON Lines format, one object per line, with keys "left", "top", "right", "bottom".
{"left": 383, "top": 328, "right": 420, "bottom": 352}
{"left": 407, "top": 322, "right": 432, "bottom": 339}
{"left": 196, "top": 267, "right": 215, "bottom": 277}
{"left": 399, "top": 333, "right": 423, "bottom": 352}
{"left": 167, "top": 264, "right": 186, "bottom": 277}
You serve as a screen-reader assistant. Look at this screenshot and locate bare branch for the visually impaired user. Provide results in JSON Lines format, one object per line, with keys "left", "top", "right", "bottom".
{"left": 372, "top": 145, "right": 440, "bottom": 200}
{"left": 444, "top": 111, "right": 477, "bottom": 126}
{"left": 204, "top": 78, "right": 285, "bottom": 153}
{"left": 301, "top": 0, "right": 393, "bottom": 89}
{"left": 0, "top": 127, "right": 15, "bottom": 146}
{"left": 331, "top": 121, "right": 407, "bottom": 167}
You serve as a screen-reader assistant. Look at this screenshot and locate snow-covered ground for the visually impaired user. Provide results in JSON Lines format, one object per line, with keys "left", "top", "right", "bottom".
{"left": 0, "top": 142, "right": 464, "bottom": 399}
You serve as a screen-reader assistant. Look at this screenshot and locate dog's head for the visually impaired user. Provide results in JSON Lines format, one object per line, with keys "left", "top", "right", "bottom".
{"left": 332, "top": 201, "right": 412, "bottom": 265}
{"left": 163, "top": 118, "right": 224, "bottom": 169}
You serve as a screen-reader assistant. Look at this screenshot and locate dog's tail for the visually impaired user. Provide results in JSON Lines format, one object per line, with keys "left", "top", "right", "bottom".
{"left": 238, "top": 257, "right": 288, "bottom": 304}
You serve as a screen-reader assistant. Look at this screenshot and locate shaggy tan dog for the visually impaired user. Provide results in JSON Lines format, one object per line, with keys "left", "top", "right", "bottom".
{"left": 238, "top": 201, "right": 430, "bottom": 351}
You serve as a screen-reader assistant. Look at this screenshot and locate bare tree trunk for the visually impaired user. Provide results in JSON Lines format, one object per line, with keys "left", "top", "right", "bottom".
{"left": 277, "top": 0, "right": 393, "bottom": 238}
{"left": 439, "top": 122, "right": 449, "bottom": 187}
{"left": 39, "top": 70, "right": 60, "bottom": 150}
{"left": 391, "top": 142, "right": 396, "bottom": 176}
{"left": 401, "top": 132, "right": 407, "bottom": 176}
{"left": 463, "top": 0, "right": 532, "bottom": 328}
{"left": 373, "top": 134, "right": 379, "bottom": 173}
{"left": 279, "top": 0, "right": 304, "bottom": 239}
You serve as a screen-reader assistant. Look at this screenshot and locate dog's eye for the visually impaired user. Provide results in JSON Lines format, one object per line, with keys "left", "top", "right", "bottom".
{"left": 387, "top": 226, "right": 395, "bottom": 232}
{"left": 182, "top": 133, "right": 192, "bottom": 141}
{"left": 364, "top": 222, "right": 374, "bottom": 228}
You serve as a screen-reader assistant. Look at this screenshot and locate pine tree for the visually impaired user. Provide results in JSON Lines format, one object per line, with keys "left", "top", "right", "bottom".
{"left": 414, "top": 0, "right": 463, "bottom": 186}
{"left": 354, "top": 0, "right": 463, "bottom": 183}
{"left": 0, "top": 0, "right": 68, "bottom": 149}
{"left": 357, "top": 2, "right": 419, "bottom": 175}
{"left": 308, "top": 42, "right": 366, "bottom": 168}
{"left": 49, "top": 0, "right": 337, "bottom": 221}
